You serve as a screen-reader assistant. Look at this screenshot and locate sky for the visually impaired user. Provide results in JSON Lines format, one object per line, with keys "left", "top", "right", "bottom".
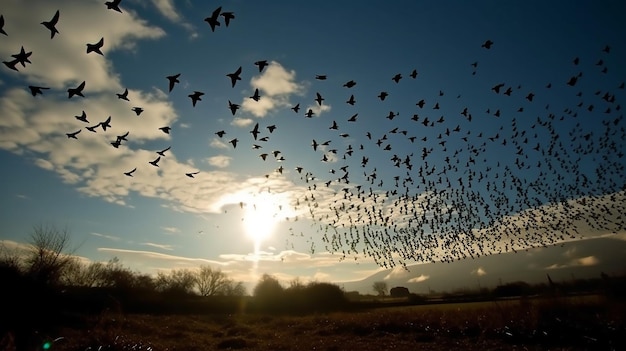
{"left": 1, "top": 0, "right": 625, "bottom": 294}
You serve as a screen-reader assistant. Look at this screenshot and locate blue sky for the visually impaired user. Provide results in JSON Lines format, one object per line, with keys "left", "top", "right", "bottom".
{"left": 1, "top": 0, "right": 625, "bottom": 293}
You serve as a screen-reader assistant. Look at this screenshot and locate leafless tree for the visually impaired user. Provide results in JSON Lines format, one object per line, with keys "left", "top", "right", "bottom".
{"left": 155, "top": 268, "right": 197, "bottom": 295}
{"left": 25, "top": 224, "right": 76, "bottom": 285}
{"left": 195, "top": 265, "right": 232, "bottom": 296}
{"left": 373, "top": 281, "right": 388, "bottom": 296}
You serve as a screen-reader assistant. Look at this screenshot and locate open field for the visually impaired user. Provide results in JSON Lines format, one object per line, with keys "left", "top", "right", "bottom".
{"left": 4, "top": 295, "right": 624, "bottom": 351}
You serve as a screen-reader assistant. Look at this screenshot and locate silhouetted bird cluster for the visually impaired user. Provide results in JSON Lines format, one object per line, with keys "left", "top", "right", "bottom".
{"left": 2, "top": 4, "right": 625, "bottom": 269}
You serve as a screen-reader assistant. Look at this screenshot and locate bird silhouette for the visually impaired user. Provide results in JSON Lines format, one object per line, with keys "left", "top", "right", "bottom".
{"left": 228, "top": 100, "right": 240, "bottom": 115}
{"left": 157, "top": 146, "right": 171, "bottom": 156}
{"left": 346, "top": 94, "right": 356, "bottom": 105}
{"left": 315, "top": 92, "right": 324, "bottom": 105}
{"left": 221, "top": 12, "right": 235, "bottom": 26}
{"left": 481, "top": 39, "right": 493, "bottom": 49}
{"left": 100, "top": 116, "right": 112, "bottom": 131}
{"left": 67, "top": 81, "right": 86, "bottom": 98}
{"left": 0, "top": 15, "right": 7, "bottom": 36}
{"left": 254, "top": 60, "right": 268, "bottom": 72}
{"left": 305, "top": 109, "right": 315, "bottom": 118}
{"left": 159, "top": 126, "right": 171, "bottom": 134}
{"left": 116, "top": 88, "right": 129, "bottom": 101}
{"left": 250, "top": 123, "right": 260, "bottom": 140}
{"left": 105, "top": 0, "right": 123, "bottom": 13}
{"left": 204, "top": 6, "right": 222, "bottom": 32}
{"left": 12, "top": 47, "right": 32, "bottom": 67}
{"left": 227, "top": 66, "right": 242, "bottom": 87}
{"left": 166, "top": 73, "right": 180, "bottom": 92}
{"left": 189, "top": 91, "right": 204, "bottom": 107}
{"left": 131, "top": 107, "right": 144, "bottom": 116}
{"left": 28, "top": 85, "right": 49, "bottom": 96}
{"left": 41, "top": 10, "right": 60, "bottom": 39}
{"left": 229, "top": 138, "right": 238, "bottom": 148}
{"left": 392, "top": 73, "right": 402, "bottom": 83}
{"left": 410, "top": 69, "right": 418, "bottom": 79}
{"left": 343, "top": 80, "right": 356, "bottom": 88}
{"left": 267, "top": 125, "right": 277, "bottom": 133}
{"left": 86, "top": 37, "right": 104, "bottom": 55}
{"left": 149, "top": 156, "right": 160, "bottom": 167}
{"left": 315, "top": 75, "right": 327, "bottom": 80}
{"left": 378, "top": 91, "right": 388, "bottom": 101}
{"left": 250, "top": 88, "right": 261, "bottom": 101}
{"left": 291, "top": 103, "right": 300, "bottom": 113}
{"left": 215, "top": 130, "right": 226, "bottom": 138}
{"left": 3, "top": 59, "right": 19, "bottom": 71}
{"left": 186, "top": 171, "right": 200, "bottom": 178}
{"left": 86, "top": 124, "right": 99, "bottom": 132}
{"left": 124, "top": 167, "right": 136, "bottom": 177}
{"left": 75, "top": 111, "right": 89, "bottom": 123}
{"left": 66, "top": 129, "right": 81, "bottom": 139}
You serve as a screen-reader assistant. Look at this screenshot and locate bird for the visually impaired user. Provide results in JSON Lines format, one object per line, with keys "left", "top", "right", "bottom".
{"left": 3, "top": 59, "right": 19, "bottom": 71}
{"left": 131, "top": 107, "right": 144, "bottom": 116}
{"left": 215, "top": 130, "right": 226, "bottom": 138}
{"left": 250, "top": 123, "right": 260, "bottom": 140}
{"left": 66, "top": 129, "right": 81, "bottom": 139}
{"left": 204, "top": 6, "right": 222, "bottom": 32}
{"left": 124, "top": 168, "right": 136, "bottom": 177}
{"left": 157, "top": 146, "right": 171, "bottom": 156}
{"left": 267, "top": 125, "right": 277, "bottom": 133}
{"left": 348, "top": 113, "right": 358, "bottom": 122}
{"left": 105, "top": 0, "right": 123, "bottom": 13}
{"left": 221, "top": 11, "right": 235, "bottom": 27}
{"left": 315, "top": 92, "right": 324, "bottom": 105}
{"left": 86, "top": 37, "right": 104, "bottom": 55}
{"left": 166, "top": 73, "right": 180, "bottom": 92}
{"left": 254, "top": 60, "right": 268, "bottom": 72}
{"left": 228, "top": 100, "right": 240, "bottom": 115}
{"left": 305, "top": 109, "right": 315, "bottom": 118}
{"left": 250, "top": 88, "right": 261, "bottom": 101}
{"left": 378, "top": 91, "right": 388, "bottom": 101}
{"left": 229, "top": 138, "right": 238, "bottom": 148}
{"left": 159, "top": 126, "right": 171, "bottom": 134}
{"left": 149, "top": 156, "right": 160, "bottom": 167}
{"left": 12, "top": 47, "right": 32, "bottom": 67}
{"left": 315, "top": 75, "right": 327, "bottom": 80}
{"left": 410, "top": 69, "right": 418, "bottom": 79}
{"left": 110, "top": 139, "right": 121, "bottom": 148}
{"left": 41, "top": 10, "right": 60, "bottom": 39}
{"left": 188, "top": 91, "right": 204, "bottom": 107}
{"left": 491, "top": 83, "right": 505, "bottom": 94}
{"left": 116, "top": 88, "right": 129, "bottom": 101}
{"left": 100, "top": 116, "right": 112, "bottom": 131}
{"left": 67, "top": 81, "right": 86, "bottom": 98}
{"left": 343, "top": 80, "right": 356, "bottom": 88}
{"left": 311, "top": 139, "right": 319, "bottom": 151}
{"left": 227, "top": 66, "right": 242, "bottom": 87}
{"left": 567, "top": 76, "right": 578, "bottom": 86}
{"left": 75, "top": 111, "right": 89, "bottom": 123}
{"left": 28, "top": 85, "right": 49, "bottom": 96}
{"left": 0, "top": 14, "right": 7, "bottom": 36}
{"left": 116, "top": 131, "right": 129, "bottom": 142}
{"left": 86, "top": 124, "right": 99, "bottom": 132}
{"left": 392, "top": 73, "right": 402, "bottom": 83}
{"left": 481, "top": 39, "right": 494, "bottom": 49}
{"left": 346, "top": 95, "right": 356, "bottom": 105}
{"left": 291, "top": 103, "right": 300, "bottom": 113}
{"left": 186, "top": 171, "right": 200, "bottom": 178}
{"left": 329, "top": 120, "right": 338, "bottom": 130}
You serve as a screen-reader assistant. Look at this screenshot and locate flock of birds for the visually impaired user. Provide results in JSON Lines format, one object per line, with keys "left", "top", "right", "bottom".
{"left": 2, "top": 2, "right": 626, "bottom": 269}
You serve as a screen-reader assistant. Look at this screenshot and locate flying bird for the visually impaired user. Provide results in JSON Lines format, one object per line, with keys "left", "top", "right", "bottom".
{"left": 250, "top": 88, "right": 261, "bottom": 101}
{"left": 315, "top": 75, "right": 327, "bottom": 80}
{"left": 100, "top": 116, "right": 112, "bottom": 131}
{"left": 254, "top": 60, "right": 268, "bottom": 72}
{"left": 343, "top": 80, "right": 356, "bottom": 88}
{"left": 221, "top": 11, "right": 235, "bottom": 26}
{"left": 410, "top": 69, "right": 418, "bottom": 79}
{"left": 86, "top": 124, "right": 99, "bottom": 132}
{"left": 189, "top": 91, "right": 204, "bottom": 107}
{"left": 105, "top": 0, "right": 123, "bottom": 13}
{"left": 481, "top": 39, "right": 494, "bottom": 49}
{"left": 157, "top": 146, "right": 171, "bottom": 156}
{"left": 204, "top": 6, "right": 222, "bottom": 32}
{"left": 86, "top": 37, "right": 104, "bottom": 55}
{"left": 229, "top": 138, "right": 238, "bottom": 148}
{"left": 12, "top": 47, "right": 32, "bottom": 67}
{"left": 75, "top": 111, "right": 89, "bottom": 123}
{"left": 392, "top": 73, "right": 402, "bottom": 83}
{"left": 186, "top": 171, "right": 200, "bottom": 178}
{"left": 378, "top": 91, "right": 388, "bottom": 101}
{"left": 41, "top": 10, "right": 60, "bottom": 39}
{"left": 215, "top": 130, "right": 226, "bottom": 138}
{"left": 227, "top": 66, "right": 242, "bottom": 87}
{"left": 166, "top": 73, "right": 180, "bottom": 92}
{"left": 305, "top": 109, "right": 315, "bottom": 118}
{"left": 250, "top": 123, "right": 260, "bottom": 140}
{"left": 267, "top": 125, "right": 277, "bottom": 133}
{"left": 131, "top": 107, "right": 144, "bottom": 116}
{"left": 0, "top": 15, "right": 7, "bottom": 36}
{"left": 149, "top": 156, "right": 160, "bottom": 167}
{"left": 159, "top": 126, "right": 171, "bottom": 134}
{"left": 291, "top": 103, "right": 300, "bottom": 113}
{"left": 28, "top": 85, "right": 49, "bottom": 96}
{"left": 228, "top": 100, "right": 240, "bottom": 115}
{"left": 124, "top": 168, "right": 136, "bottom": 177}
{"left": 116, "top": 88, "right": 129, "bottom": 101}
{"left": 66, "top": 129, "right": 81, "bottom": 139}
{"left": 346, "top": 95, "right": 356, "bottom": 105}
{"left": 3, "top": 59, "right": 19, "bottom": 71}
{"left": 315, "top": 92, "right": 324, "bottom": 105}
{"left": 67, "top": 81, "right": 86, "bottom": 98}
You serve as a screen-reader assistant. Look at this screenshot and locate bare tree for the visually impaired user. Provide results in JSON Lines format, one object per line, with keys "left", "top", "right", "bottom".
{"left": 25, "top": 224, "right": 76, "bottom": 285}
{"left": 195, "top": 265, "right": 231, "bottom": 296}
{"left": 155, "top": 268, "right": 197, "bottom": 296}
{"left": 373, "top": 281, "right": 388, "bottom": 296}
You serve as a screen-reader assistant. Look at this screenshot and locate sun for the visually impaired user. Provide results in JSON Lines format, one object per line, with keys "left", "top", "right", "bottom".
{"left": 241, "top": 190, "right": 292, "bottom": 245}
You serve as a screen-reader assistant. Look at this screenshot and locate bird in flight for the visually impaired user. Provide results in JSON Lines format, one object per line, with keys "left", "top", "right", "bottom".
{"left": 227, "top": 66, "right": 242, "bottom": 87}
{"left": 86, "top": 37, "right": 104, "bottom": 55}
{"left": 315, "top": 75, "right": 327, "bottom": 80}
{"left": 215, "top": 130, "right": 226, "bottom": 138}
{"left": 410, "top": 69, "right": 418, "bottom": 79}
{"left": 41, "top": 10, "right": 60, "bottom": 39}
{"left": 186, "top": 171, "right": 200, "bottom": 178}
{"left": 75, "top": 111, "right": 89, "bottom": 123}
{"left": 482, "top": 39, "right": 494, "bottom": 49}
{"left": 229, "top": 138, "right": 239, "bottom": 148}
{"left": 254, "top": 60, "right": 268, "bottom": 72}
{"left": 189, "top": 91, "right": 204, "bottom": 107}
{"left": 291, "top": 103, "right": 300, "bottom": 113}
{"left": 3, "top": 59, "right": 19, "bottom": 71}
{"left": 157, "top": 146, "right": 171, "bottom": 156}
{"left": 12, "top": 47, "right": 32, "bottom": 67}
{"left": 250, "top": 88, "right": 261, "bottom": 101}
{"left": 67, "top": 81, "right": 86, "bottom": 98}
{"left": 346, "top": 95, "right": 356, "bottom": 105}
{"left": 392, "top": 73, "right": 402, "bottom": 83}
{"left": 378, "top": 91, "right": 389, "bottom": 101}
{"left": 204, "top": 6, "right": 222, "bottom": 32}
{"left": 250, "top": 123, "right": 260, "bottom": 140}
{"left": 28, "top": 85, "right": 49, "bottom": 96}
{"left": 221, "top": 11, "right": 235, "bottom": 26}
{"left": 159, "top": 126, "right": 171, "bottom": 134}
{"left": 166, "top": 73, "right": 180, "bottom": 92}
{"left": 228, "top": 100, "right": 240, "bottom": 115}
{"left": 124, "top": 167, "right": 136, "bottom": 177}
{"left": 343, "top": 80, "right": 356, "bottom": 88}
{"left": 0, "top": 15, "right": 7, "bottom": 36}
{"left": 100, "top": 116, "right": 112, "bottom": 131}
{"left": 105, "top": 0, "right": 123, "bottom": 13}
{"left": 315, "top": 92, "right": 324, "bottom": 105}
{"left": 66, "top": 129, "right": 81, "bottom": 139}
{"left": 131, "top": 107, "right": 144, "bottom": 116}
{"left": 267, "top": 125, "right": 277, "bottom": 133}
{"left": 86, "top": 124, "right": 99, "bottom": 132}
{"left": 305, "top": 109, "right": 315, "bottom": 118}
{"left": 149, "top": 156, "right": 160, "bottom": 167}
{"left": 116, "top": 88, "right": 129, "bottom": 101}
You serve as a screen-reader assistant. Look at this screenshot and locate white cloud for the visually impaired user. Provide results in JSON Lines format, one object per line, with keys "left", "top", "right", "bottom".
{"left": 209, "top": 138, "right": 229, "bottom": 149}
{"left": 90, "top": 232, "right": 121, "bottom": 241}
{"left": 149, "top": 0, "right": 197, "bottom": 38}
{"left": 407, "top": 274, "right": 430, "bottom": 283}
{"left": 141, "top": 242, "right": 174, "bottom": 251}
{"left": 206, "top": 155, "right": 231, "bottom": 168}
{"left": 471, "top": 267, "right": 487, "bottom": 276}
{"left": 161, "top": 226, "right": 180, "bottom": 234}
{"left": 231, "top": 117, "right": 254, "bottom": 127}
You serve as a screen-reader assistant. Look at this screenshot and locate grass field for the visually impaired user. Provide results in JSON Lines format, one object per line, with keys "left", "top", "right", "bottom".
{"left": 4, "top": 295, "right": 624, "bottom": 351}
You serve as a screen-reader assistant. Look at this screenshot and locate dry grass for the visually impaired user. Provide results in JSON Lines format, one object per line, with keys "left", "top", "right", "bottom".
{"left": 4, "top": 295, "right": 625, "bottom": 351}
